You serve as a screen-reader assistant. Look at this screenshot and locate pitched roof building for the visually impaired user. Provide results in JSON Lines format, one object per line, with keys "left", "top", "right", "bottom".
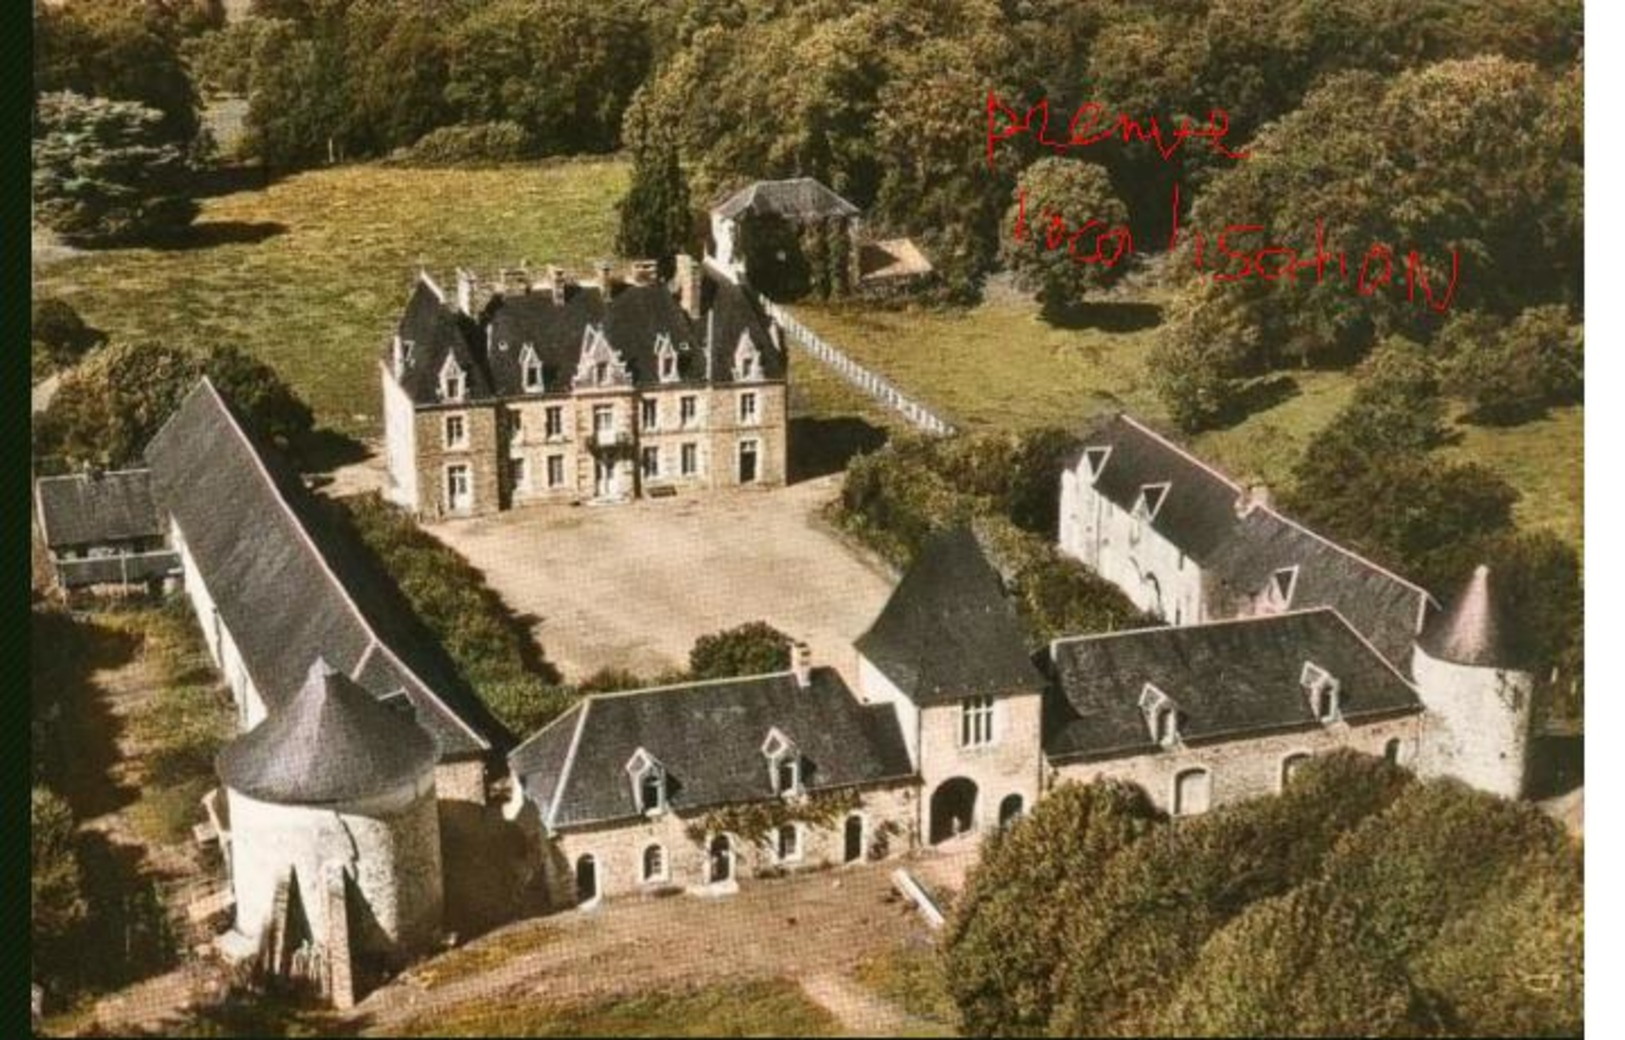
{"left": 34, "top": 468, "right": 179, "bottom": 592}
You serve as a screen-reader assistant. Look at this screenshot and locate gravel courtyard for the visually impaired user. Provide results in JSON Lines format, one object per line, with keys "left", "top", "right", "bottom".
{"left": 426, "top": 475, "right": 900, "bottom": 682}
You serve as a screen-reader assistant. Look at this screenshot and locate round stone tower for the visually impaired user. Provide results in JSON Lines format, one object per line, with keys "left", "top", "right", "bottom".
{"left": 217, "top": 657, "right": 444, "bottom": 972}
{"left": 1411, "top": 564, "right": 1535, "bottom": 799}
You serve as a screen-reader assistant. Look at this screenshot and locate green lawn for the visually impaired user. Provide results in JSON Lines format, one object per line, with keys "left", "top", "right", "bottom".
{"left": 794, "top": 298, "right": 1583, "bottom": 550}
{"left": 395, "top": 978, "right": 842, "bottom": 1038}
{"left": 35, "top": 160, "right": 629, "bottom": 437}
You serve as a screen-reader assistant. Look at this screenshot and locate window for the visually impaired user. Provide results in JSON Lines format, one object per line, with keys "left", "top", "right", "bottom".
{"left": 1081, "top": 445, "right": 1111, "bottom": 480}
{"left": 445, "top": 464, "right": 471, "bottom": 511}
{"left": 593, "top": 405, "right": 614, "bottom": 433}
{"left": 627, "top": 748, "right": 667, "bottom": 815}
{"left": 641, "top": 398, "right": 658, "bottom": 430}
{"left": 739, "top": 391, "right": 758, "bottom": 424}
{"left": 776, "top": 758, "right": 800, "bottom": 795}
{"left": 680, "top": 442, "right": 699, "bottom": 476}
{"left": 960, "top": 695, "right": 995, "bottom": 748}
{"left": 545, "top": 406, "right": 564, "bottom": 439}
{"left": 1384, "top": 738, "right": 1402, "bottom": 765}
{"left": 1280, "top": 753, "right": 1311, "bottom": 790}
{"left": 1139, "top": 683, "right": 1180, "bottom": 747}
{"left": 521, "top": 346, "right": 543, "bottom": 391}
{"left": 1136, "top": 482, "right": 1170, "bottom": 519}
{"left": 735, "top": 334, "right": 762, "bottom": 381}
{"left": 547, "top": 454, "right": 565, "bottom": 488}
{"left": 642, "top": 844, "right": 668, "bottom": 884}
{"left": 1270, "top": 566, "right": 1299, "bottom": 608}
{"left": 1301, "top": 662, "right": 1340, "bottom": 722}
{"left": 679, "top": 395, "right": 698, "bottom": 427}
{"left": 594, "top": 361, "right": 608, "bottom": 384}
{"left": 1173, "top": 768, "right": 1211, "bottom": 816}
{"left": 507, "top": 408, "right": 524, "bottom": 442}
{"left": 439, "top": 357, "right": 464, "bottom": 401}
{"left": 511, "top": 457, "right": 528, "bottom": 491}
{"left": 763, "top": 728, "right": 801, "bottom": 796}
{"left": 641, "top": 446, "right": 660, "bottom": 480}
{"left": 443, "top": 413, "right": 467, "bottom": 448}
{"left": 656, "top": 334, "right": 680, "bottom": 383}
{"left": 775, "top": 824, "right": 802, "bottom": 863}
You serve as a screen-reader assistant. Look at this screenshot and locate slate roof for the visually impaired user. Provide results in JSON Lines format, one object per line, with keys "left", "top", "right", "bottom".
{"left": 218, "top": 658, "right": 440, "bottom": 805}
{"left": 854, "top": 527, "right": 1047, "bottom": 705}
{"left": 1203, "top": 509, "right": 1431, "bottom": 669}
{"left": 389, "top": 265, "right": 781, "bottom": 407}
{"left": 1418, "top": 564, "right": 1520, "bottom": 669}
{"left": 1072, "top": 413, "right": 1246, "bottom": 564}
{"left": 144, "top": 379, "right": 509, "bottom": 758}
{"left": 1044, "top": 608, "right": 1424, "bottom": 763}
{"left": 35, "top": 469, "right": 163, "bottom": 549}
{"left": 510, "top": 668, "right": 915, "bottom": 830}
{"left": 713, "top": 178, "right": 861, "bottom": 221}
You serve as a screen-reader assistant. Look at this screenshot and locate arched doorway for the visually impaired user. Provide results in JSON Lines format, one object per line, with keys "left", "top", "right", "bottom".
{"left": 843, "top": 814, "right": 864, "bottom": 863}
{"left": 998, "top": 793, "right": 1024, "bottom": 828}
{"left": 1280, "top": 753, "right": 1311, "bottom": 791}
{"left": 929, "top": 777, "right": 979, "bottom": 844}
{"left": 575, "top": 854, "right": 598, "bottom": 904}
{"left": 708, "top": 834, "right": 734, "bottom": 884}
{"left": 1384, "top": 738, "right": 1402, "bottom": 765}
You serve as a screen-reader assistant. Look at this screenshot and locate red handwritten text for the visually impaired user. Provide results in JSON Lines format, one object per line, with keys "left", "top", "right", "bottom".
{"left": 986, "top": 91, "right": 1251, "bottom": 169}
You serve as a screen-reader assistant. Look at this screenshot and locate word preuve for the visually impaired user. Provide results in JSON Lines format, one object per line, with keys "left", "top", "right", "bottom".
{"left": 988, "top": 91, "right": 1461, "bottom": 312}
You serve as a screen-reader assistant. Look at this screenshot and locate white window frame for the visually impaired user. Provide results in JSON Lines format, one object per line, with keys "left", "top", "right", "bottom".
{"left": 546, "top": 454, "right": 566, "bottom": 488}
{"left": 544, "top": 405, "right": 565, "bottom": 439}
{"left": 641, "top": 398, "right": 659, "bottom": 430}
{"left": 641, "top": 445, "right": 661, "bottom": 480}
{"left": 1279, "top": 752, "right": 1312, "bottom": 791}
{"left": 439, "top": 355, "right": 465, "bottom": 402}
{"left": 774, "top": 822, "right": 804, "bottom": 864}
{"left": 960, "top": 695, "right": 996, "bottom": 749}
{"left": 739, "top": 391, "right": 758, "bottom": 425}
{"left": 445, "top": 463, "right": 472, "bottom": 512}
{"left": 1139, "top": 683, "right": 1180, "bottom": 747}
{"left": 679, "top": 395, "right": 698, "bottom": 428}
{"left": 1172, "top": 767, "right": 1212, "bottom": 817}
{"left": 1136, "top": 482, "right": 1171, "bottom": 520}
{"left": 680, "top": 442, "right": 699, "bottom": 476}
{"left": 511, "top": 456, "right": 529, "bottom": 492}
{"left": 1081, "top": 445, "right": 1111, "bottom": 481}
{"left": 626, "top": 748, "right": 667, "bottom": 816}
{"left": 443, "top": 412, "right": 468, "bottom": 449}
{"left": 521, "top": 345, "right": 544, "bottom": 392}
{"left": 738, "top": 438, "right": 760, "bottom": 484}
{"left": 1301, "top": 661, "right": 1341, "bottom": 723}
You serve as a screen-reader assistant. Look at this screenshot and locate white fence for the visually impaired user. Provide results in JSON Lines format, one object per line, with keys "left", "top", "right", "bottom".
{"left": 759, "top": 297, "right": 957, "bottom": 436}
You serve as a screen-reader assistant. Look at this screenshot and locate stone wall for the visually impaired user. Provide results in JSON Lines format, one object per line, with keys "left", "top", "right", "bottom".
{"left": 1411, "top": 646, "right": 1533, "bottom": 798}
{"left": 225, "top": 771, "right": 444, "bottom": 968}
{"left": 546, "top": 782, "right": 918, "bottom": 906}
{"left": 1059, "top": 465, "right": 1209, "bottom": 625}
{"left": 413, "top": 405, "right": 502, "bottom": 519}
{"left": 708, "top": 383, "right": 788, "bottom": 489}
{"left": 917, "top": 691, "right": 1045, "bottom": 842}
{"left": 434, "top": 757, "right": 488, "bottom": 805}
{"left": 1049, "top": 713, "right": 1424, "bottom": 813}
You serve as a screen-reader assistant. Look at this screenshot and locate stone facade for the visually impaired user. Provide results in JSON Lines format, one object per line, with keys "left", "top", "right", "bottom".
{"left": 1410, "top": 644, "right": 1534, "bottom": 799}
{"left": 434, "top": 758, "right": 489, "bottom": 805}
{"left": 223, "top": 770, "right": 444, "bottom": 968}
{"left": 547, "top": 783, "right": 918, "bottom": 906}
{"left": 1049, "top": 713, "right": 1424, "bottom": 814}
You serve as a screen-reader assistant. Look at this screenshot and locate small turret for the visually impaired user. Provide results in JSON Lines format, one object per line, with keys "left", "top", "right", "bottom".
{"left": 1411, "top": 565, "right": 1534, "bottom": 799}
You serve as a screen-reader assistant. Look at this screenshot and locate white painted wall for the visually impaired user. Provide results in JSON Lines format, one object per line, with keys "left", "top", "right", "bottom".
{"left": 1411, "top": 646, "right": 1534, "bottom": 799}
{"left": 1059, "top": 465, "right": 1207, "bottom": 625}
{"left": 381, "top": 360, "right": 419, "bottom": 511}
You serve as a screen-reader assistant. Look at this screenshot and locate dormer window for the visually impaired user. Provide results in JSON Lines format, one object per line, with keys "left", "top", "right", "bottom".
{"left": 1139, "top": 683, "right": 1181, "bottom": 747}
{"left": 1135, "top": 482, "right": 1170, "bottom": 520}
{"left": 735, "top": 333, "right": 762, "bottom": 382}
{"left": 1081, "top": 446, "right": 1111, "bottom": 481}
{"left": 574, "top": 325, "right": 630, "bottom": 389}
{"left": 440, "top": 355, "right": 465, "bottom": 401}
{"left": 1301, "top": 662, "right": 1340, "bottom": 722}
{"left": 626, "top": 747, "right": 668, "bottom": 815}
{"left": 656, "top": 333, "right": 680, "bottom": 384}
{"left": 521, "top": 345, "right": 543, "bottom": 392}
{"left": 762, "top": 728, "right": 802, "bottom": 796}
{"left": 1268, "top": 566, "right": 1299, "bottom": 609}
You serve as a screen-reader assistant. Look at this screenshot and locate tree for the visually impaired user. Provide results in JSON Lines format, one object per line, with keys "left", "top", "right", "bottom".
{"left": 1445, "top": 304, "right": 1584, "bottom": 424}
{"left": 32, "top": 788, "right": 87, "bottom": 968}
{"left": 1148, "top": 280, "right": 1258, "bottom": 432}
{"left": 33, "top": 92, "right": 198, "bottom": 246}
{"left": 242, "top": 16, "right": 348, "bottom": 168}
{"left": 34, "top": 0, "right": 202, "bottom": 144}
{"left": 1000, "top": 158, "right": 1130, "bottom": 317}
{"left": 35, "top": 342, "right": 314, "bottom": 469}
{"left": 689, "top": 622, "right": 794, "bottom": 681}
{"left": 942, "top": 780, "right": 1159, "bottom": 1035}
{"left": 341, "top": 0, "right": 457, "bottom": 156}
{"left": 32, "top": 298, "right": 107, "bottom": 373}
{"left": 616, "top": 139, "right": 693, "bottom": 270}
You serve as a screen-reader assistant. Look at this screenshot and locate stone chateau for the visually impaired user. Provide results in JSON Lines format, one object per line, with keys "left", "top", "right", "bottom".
{"left": 35, "top": 370, "right": 1535, "bottom": 1005}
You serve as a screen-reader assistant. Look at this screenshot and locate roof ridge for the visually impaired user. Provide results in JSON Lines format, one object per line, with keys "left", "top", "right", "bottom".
{"left": 36, "top": 466, "right": 153, "bottom": 483}
{"left": 1253, "top": 502, "right": 1436, "bottom": 605}
{"left": 1048, "top": 606, "right": 1340, "bottom": 653}
{"left": 546, "top": 699, "right": 591, "bottom": 829}
{"left": 1319, "top": 606, "right": 1426, "bottom": 692}
{"left": 582, "top": 668, "right": 803, "bottom": 702}
{"left": 201, "top": 381, "right": 488, "bottom": 751}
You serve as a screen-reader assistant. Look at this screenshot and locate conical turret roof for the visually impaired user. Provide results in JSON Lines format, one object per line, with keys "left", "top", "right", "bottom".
{"left": 1418, "top": 564, "right": 1521, "bottom": 669}
{"left": 218, "top": 657, "right": 440, "bottom": 805}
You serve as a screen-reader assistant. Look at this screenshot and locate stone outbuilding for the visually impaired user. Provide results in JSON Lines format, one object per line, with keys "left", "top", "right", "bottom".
{"left": 216, "top": 658, "right": 445, "bottom": 1003}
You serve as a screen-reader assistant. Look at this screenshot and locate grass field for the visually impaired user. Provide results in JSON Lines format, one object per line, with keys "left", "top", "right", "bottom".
{"left": 794, "top": 299, "right": 1583, "bottom": 550}
{"left": 396, "top": 978, "right": 841, "bottom": 1038}
{"left": 35, "top": 160, "right": 630, "bottom": 437}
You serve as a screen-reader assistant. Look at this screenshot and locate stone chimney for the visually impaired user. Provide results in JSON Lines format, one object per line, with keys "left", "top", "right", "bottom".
{"left": 629, "top": 259, "right": 659, "bottom": 286}
{"left": 676, "top": 253, "right": 703, "bottom": 321}
{"left": 1235, "top": 481, "right": 1273, "bottom": 516}
{"left": 791, "top": 641, "right": 812, "bottom": 690}
{"left": 455, "top": 268, "right": 476, "bottom": 316}
{"left": 546, "top": 265, "right": 569, "bottom": 305}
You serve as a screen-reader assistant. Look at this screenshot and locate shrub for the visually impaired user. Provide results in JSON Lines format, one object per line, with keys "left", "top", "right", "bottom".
{"left": 402, "top": 121, "right": 531, "bottom": 166}
{"left": 1446, "top": 304, "right": 1584, "bottom": 424}
{"left": 32, "top": 787, "right": 87, "bottom": 961}
{"left": 32, "top": 298, "right": 107, "bottom": 375}
{"left": 688, "top": 621, "right": 793, "bottom": 680}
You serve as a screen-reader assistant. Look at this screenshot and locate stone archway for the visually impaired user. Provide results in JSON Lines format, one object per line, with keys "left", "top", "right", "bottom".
{"left": 998, "top": 793, "right": 1024, "bottom": 827}
{"left": 929, "top": 777, "right": 979, "bottom": 845}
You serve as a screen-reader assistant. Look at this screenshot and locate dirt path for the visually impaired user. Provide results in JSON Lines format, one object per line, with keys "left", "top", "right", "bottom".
{"left": 800, "top": 971, "right": 936, "bottom": 1037}
{"left": 354, "top": 858, "right": 937, "bottom": 1034}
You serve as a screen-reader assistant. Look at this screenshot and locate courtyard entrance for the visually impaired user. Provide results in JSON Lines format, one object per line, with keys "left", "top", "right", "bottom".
{"left": 929, "top": 777, "right": 978, "bottom": 845}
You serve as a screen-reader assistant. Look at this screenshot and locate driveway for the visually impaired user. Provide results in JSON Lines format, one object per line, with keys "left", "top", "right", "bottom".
{"left": 427, "top": 475, "right": 899, "bottom": 682}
